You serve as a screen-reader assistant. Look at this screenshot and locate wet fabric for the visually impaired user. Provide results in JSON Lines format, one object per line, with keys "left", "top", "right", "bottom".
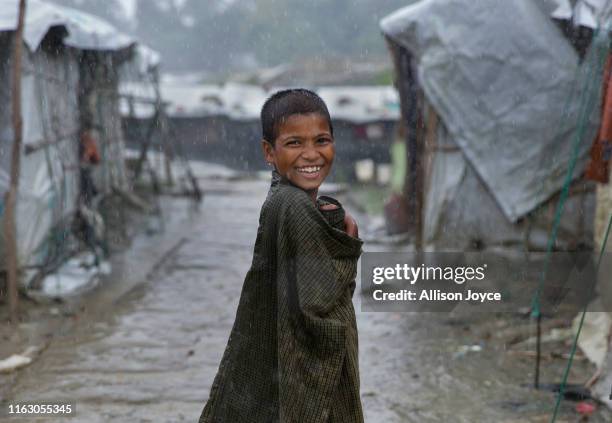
{"left": 199, "top": 171, "right": 364, "bottom": 423}
{"left": 79, "top": 131, "right": 100, "bottom": 206}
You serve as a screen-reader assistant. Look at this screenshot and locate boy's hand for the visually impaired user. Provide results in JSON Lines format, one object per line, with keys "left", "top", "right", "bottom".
{"left": 319, "top": 204, "right": 339, "bottom": 212}
{"left": 344, "top": 212, "right": 358, "bottom": 238}
{"left": 318, "top": 204, "right": 358, "bottom": 238}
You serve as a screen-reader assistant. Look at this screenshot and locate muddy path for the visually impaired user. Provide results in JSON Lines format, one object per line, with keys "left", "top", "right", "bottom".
{"left": 2, "top": 176, "right": 609, "bottom": 422}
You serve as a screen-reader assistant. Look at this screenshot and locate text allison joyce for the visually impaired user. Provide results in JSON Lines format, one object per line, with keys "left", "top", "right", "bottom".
{"left": 372, "top": 289, "right": 502, "bottom": 302}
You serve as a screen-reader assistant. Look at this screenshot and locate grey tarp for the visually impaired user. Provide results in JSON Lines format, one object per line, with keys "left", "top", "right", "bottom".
{"left": 0, "top": 33, "right": 81, "bottom": 266}
{"left": 423, "top": 121, "right": 594, "bottom": 249}
{"left": 381, "top": 0, "right": 602, "bottom": 222}
{"left": 0, "top": 0, "right": 134, "bottom": 51}
{"left": 551, "top": 0, "right": 612, "bottom": 28}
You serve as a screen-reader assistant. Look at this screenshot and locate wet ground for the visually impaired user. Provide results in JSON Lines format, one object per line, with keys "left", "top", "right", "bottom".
{"left": 1, "top": 174, "right": 611, "bottom": 422}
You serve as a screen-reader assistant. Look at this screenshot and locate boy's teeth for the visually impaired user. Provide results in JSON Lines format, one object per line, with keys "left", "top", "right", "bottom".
{"left": 297, "top": 166, "right": 321, "bottom": 174}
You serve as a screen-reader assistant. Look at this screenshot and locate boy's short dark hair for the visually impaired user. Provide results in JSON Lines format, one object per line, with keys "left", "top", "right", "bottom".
{"left": 261, "top": 88, "right": 333, "bottom": 144}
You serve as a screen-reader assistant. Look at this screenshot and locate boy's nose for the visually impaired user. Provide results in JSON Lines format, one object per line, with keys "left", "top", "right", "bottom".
{"left": 300, "top": 145, "right": 319, "bottom": 161}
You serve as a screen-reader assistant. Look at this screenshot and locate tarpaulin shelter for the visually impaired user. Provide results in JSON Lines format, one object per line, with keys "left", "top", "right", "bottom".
{"left": 0, "top": 0, "right": 158, "bottom": 273}
{"left": 551, "top": 0, "right": 612, "bottom": 28}
{"left": 121, "top": 82, "right": 401, "bottom": 177}
{"left": 120, "top": 81, "right": 268, "bottom": 172}
{"left": 311, "top": 86, "right": 398, "bottom": 181}
{"left": 381, "top": 0, "right": 602, "bottom": 250}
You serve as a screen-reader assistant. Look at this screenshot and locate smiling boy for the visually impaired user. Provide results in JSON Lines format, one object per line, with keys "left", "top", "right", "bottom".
{"left": 199, "top": 89, "right": 363, "bottom": 422}
{"left": 262, "top": 112, "right": 334, "bottom": 199}
{"left": 261, "top": 89, "right": 358, "bottom": 235}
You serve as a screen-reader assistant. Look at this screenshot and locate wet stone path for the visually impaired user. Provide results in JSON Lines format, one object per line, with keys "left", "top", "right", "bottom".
{"left": 4, "top": 177, "right": 608, "bottom": 422}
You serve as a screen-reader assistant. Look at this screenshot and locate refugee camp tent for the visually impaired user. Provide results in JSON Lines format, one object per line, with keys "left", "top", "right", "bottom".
{"left": 0, "top": 0, "right": 157, "bottom": 273}
{"left": 121, "top": 81, "right": 267, "bottom": 171}
{"left": 122, "top": 82, "right": 401, "bottom": 177}
{"left": 317, "top": 86, "right": 398, "bottom": 162}
{"left": 314, "top": 86, "right": 398, "bottom": 182}
{"left": 380, "top": 0, "right": 602, "bottom": 250}
{"left": 551, "top": 0, "right": 612, "bottom": 28}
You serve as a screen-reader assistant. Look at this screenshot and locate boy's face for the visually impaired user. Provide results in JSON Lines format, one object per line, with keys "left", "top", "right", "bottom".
{"left": 262, "top": 113, "right": 334, "bottom": 195}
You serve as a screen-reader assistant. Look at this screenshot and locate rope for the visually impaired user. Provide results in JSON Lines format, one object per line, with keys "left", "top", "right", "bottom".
{"left": 550, "top": 213, "right": 612, "bottom": 422}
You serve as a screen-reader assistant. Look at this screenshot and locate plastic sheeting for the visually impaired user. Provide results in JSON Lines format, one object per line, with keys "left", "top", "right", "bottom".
{"left": 551, "top": 0, "right": 612, "bottom": 28}
{"left": 424, "top": 120, "right": 594, "bottom": 248}
{"left": 0, "top": 2, "right": 153, "bottom": 270}
{"left": 120, "top": 81, "right": 400, "bottom": 123}
{"left": 0, "top": 0, "right": 134, "bottom": 52}
{"left": 0, "top": 40, "right": 134, "bottom": 269}
{"left": 0, "top": 45, "right": 80, "bottom": 266}
{"left": 317, "top": 86, "right": 400, "bottom": 123}
{"left": 381, "top": 0, "right": 602, "bottom": 222}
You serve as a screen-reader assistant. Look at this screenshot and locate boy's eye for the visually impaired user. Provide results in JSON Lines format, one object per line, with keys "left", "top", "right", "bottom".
{"left": 285, "top": 139, "right": 300, "bottom": 146}
{"left": 317, "top": 138, "right": 332, "bottom": 145}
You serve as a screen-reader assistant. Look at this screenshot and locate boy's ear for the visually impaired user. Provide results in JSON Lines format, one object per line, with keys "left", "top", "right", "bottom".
{"left": 261, "top": 139, "right": 274, "bottom": 166}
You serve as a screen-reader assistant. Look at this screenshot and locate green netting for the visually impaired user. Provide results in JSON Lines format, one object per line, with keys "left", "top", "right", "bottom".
{"left": 531, "top": 28, "right": 609, "bottom": 320}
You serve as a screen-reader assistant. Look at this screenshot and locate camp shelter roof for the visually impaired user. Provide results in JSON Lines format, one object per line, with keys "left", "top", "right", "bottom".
{"left": 381, "top": 0, "right": 601, "bottom": 222}
{"left": 551, "top": 0, "right": 612, "bottom": 28}
{"left": 130, "top": 44, "right": 161, "bottom": 75}
{"left": 317, "top": 86, "right": 400, "bottom": 123}
{"left": 121, "top": 80, "right": 400, "bottom": 124}
{"left": 0, "top": 0, "right": 158, "bottom": 60}
{"left": 120, "top": 81, "right": 267, "bottom": 120}
{"left": 162, "top": 82, "right": 266, "bottom": 120}
{"left": 221, "top": 82, "right": 268, "bottom": 120}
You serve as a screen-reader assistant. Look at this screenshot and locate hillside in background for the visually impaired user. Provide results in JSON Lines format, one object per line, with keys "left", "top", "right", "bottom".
{"left": 49, "top": 0, "right": 416, "bottom": 74}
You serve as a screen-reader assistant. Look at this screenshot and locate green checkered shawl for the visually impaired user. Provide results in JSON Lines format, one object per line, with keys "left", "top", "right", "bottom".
{"left": 199, "top": 172, "right": 364, "bottom": 422}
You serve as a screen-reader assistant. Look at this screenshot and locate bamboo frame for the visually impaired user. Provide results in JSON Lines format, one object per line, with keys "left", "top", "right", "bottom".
{"left": 4, "top": 0, "right": 27, "bottom": 323}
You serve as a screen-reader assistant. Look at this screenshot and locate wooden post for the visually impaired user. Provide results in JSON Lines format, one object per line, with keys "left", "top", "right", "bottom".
{"left": 395, "top": 43, "right": 424, "bottom": 251}
{"left": 167, "top": 124, "right": 202, "bottom": 201}
{"left": 4, "top": 0, "right": 27, "bottom": 323}
{"left": 160, "top": 111, "right": 174, "bottom": 187}
{"left": 152, "top": 68, "right": 174, "bottom": 187}
{"left": 132, "top": 108, "right": 160, "bottom": 182}
{"left": 413, "top": 90, "right": 425, "bottom": 252}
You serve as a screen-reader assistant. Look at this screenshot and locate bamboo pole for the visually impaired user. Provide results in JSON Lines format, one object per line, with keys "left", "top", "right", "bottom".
{"left": 132, "top": 108, "right": 160, "bottom": 181}
{"left": 413, "top": 90, "right": 425, "bottom": 253}
{"left": 152, "top": 68, "right": 174, "bottom": 187}
{"left": 4, "top": 0, "right": 27, "bottom": 323}
{"left": 395, "top": 44, "right": 424, "bottom": 251}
